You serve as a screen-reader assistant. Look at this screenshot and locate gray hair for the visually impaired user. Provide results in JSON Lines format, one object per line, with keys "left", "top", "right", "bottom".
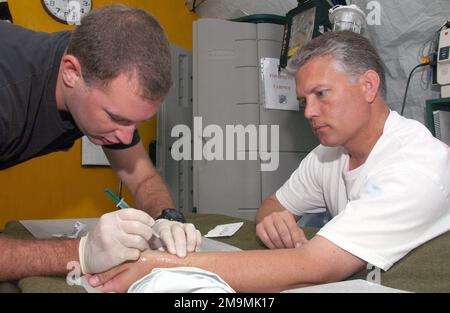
{"left": 287, "top": 31, "right": 386, "bottom": 98}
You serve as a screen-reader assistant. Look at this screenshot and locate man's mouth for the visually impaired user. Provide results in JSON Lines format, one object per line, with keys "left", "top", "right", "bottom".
{"left": 312, "top": 124, "right": 328, "bottom": 131}
{"left": 101, "top": 138, "right": 119, "bottom": 145}
{"left": 89, "top": 135, "right": 118, "bottom": 145}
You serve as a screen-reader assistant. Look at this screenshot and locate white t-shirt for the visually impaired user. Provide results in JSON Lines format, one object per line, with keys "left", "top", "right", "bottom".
{"left": 276, "top": 111, "right": 450, "bottom": 270}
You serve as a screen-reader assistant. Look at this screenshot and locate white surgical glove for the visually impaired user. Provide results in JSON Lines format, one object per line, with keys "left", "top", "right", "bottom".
{"left": 79, "top": 208, "right": 155, "bottom": 274}
{"left": 149, "top": 219, "right": 202, "bottom": 258}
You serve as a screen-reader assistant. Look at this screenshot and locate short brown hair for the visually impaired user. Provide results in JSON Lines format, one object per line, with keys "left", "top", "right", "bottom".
{"left": 287, "top": 31, "right": 386, "bottom": 98}
{"left": 67, "top": 4, "right": 171, "bottom": 101}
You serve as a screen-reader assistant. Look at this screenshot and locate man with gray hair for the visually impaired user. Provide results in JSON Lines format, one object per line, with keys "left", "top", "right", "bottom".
{"left": 87, "top": 31, "right": 449, "bottom": 293}
{"left": 255, "top": 30, "right": 449, "bottom": 278}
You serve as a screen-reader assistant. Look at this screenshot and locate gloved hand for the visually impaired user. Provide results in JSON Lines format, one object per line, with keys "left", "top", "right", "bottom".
{"left": 149, "top": 219, "right": 202, "bottom": 258}
{"left": 79, "top": 208, "right": 155, "bottom": 274}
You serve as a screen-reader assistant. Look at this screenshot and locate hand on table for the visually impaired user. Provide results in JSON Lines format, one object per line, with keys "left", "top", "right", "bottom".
{"left": 256, "top": 210, "right": 308, "bottom": 249}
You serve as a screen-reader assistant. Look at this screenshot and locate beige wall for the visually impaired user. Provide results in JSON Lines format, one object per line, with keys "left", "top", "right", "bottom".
{"left": 0, "top": 0, "right": 197, "bottom": 229}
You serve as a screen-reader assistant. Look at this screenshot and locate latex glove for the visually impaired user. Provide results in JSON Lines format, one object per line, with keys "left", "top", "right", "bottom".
{"left": 149, "top": 219, "right": 202, "bottom": 258}
{"left": 79, "top": 208, "right": 155, "bottom": 274}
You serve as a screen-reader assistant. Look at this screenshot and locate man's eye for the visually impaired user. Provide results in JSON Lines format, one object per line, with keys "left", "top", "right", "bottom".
{"left": 109, "top": 114, "right": 131, "bottom": 125}
{"left": 316, "top": 90, "right": 328, "bottom": 97}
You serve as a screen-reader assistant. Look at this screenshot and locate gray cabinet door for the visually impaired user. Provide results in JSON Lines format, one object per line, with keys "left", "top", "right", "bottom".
{"left": 157, "top": 45, "right": 193, "bottom": 214}
{"left": 193, "top": 19, "right": 317, "bottom": 220}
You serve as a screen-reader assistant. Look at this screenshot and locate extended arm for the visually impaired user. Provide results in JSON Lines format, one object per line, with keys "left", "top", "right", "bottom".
{"left": 0, "top": 237, "right": 79, "bottom": 281}
{"left": 90, "top": 235, "right": 366, "bottom": 293}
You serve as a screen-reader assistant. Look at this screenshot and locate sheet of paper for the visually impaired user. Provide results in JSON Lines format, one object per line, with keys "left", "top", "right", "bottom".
{"left": 20, "top": 218, "right": 99, "bottom": 239}
{"left": 282, "top": 279, "right": 409, "bottom": 293}
{"left": 204, "top": 222, "right": 244, "bottom": 238}
{"left": 200, "top": 237, "right": 241, "bottom": 252}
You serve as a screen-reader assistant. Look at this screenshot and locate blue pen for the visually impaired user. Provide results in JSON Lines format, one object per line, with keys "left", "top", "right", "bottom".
{"left": 104, "top": 188, "right": 160, "bottom": 238}
{"left": 104, "top": 188, "right": 129, "bottom": 209}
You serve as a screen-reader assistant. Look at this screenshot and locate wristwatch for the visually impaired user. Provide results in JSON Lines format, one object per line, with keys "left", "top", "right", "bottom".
{"left": 156, "top": 208, "right": 186, "bottom": 223}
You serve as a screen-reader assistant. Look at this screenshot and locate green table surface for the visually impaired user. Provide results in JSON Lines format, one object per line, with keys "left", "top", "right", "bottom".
{"left": 2, "top": 213, "right": 450, "bottom": 293}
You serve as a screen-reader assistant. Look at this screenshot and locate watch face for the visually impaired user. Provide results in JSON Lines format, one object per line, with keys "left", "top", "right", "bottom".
{"left": 160, "top": 209, "right": 186, "bottom": 223}
{"left": 41, "top": 0, "right": 92, "bottom": 25}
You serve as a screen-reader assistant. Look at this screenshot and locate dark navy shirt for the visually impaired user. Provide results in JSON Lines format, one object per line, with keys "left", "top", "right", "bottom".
{"left": 0, "top": 22, "right": 139, "bottom": 170}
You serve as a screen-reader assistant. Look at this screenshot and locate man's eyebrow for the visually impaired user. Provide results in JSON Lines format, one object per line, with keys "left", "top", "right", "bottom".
{"left": 107, "top": 110, "right": 133, "bottom": 123}
{"left": 297, "top": 85, "right": 330, "bottom": 97}
{"left": 311, "top": 85, "right": 331, "bottom": 92}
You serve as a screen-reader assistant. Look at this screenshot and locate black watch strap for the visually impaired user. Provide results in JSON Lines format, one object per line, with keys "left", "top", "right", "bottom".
{"left": 157, "top": 208, "right": 186, "bottom": 223}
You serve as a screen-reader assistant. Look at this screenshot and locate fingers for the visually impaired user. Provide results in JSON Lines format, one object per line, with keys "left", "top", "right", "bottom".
{"left": 172, "top": 225, "right": 188, "bottom": 257}
{"left": 256, "top": 211, "right": 307, "bottom": 249}
{"left": 288, "top": 222, "right": 308, "bottom": 247}
{"left": 119, "top": 219, "right": 154, "bottom": 241}
{"left": 88, "top": 265, "right": 128, "bottom": 288}
{"left": 195, "top": 229, "right": 202, "bottom": 252}
{"left": 117, "top": 208, "right": 155, "bottom": 226}
{"left": 256, "top": 223, "right": 277, "bottom": 249}
{"left": 157, "top": 224, "right": 178, "bottom": 256}
{"left": 184, "top": 223, "right": 201, "bottom": 253}
{"left": 272, "top": 213, "right": 295, "bottom": 248}
{"left": 93, "top": 273, "right": 129, "bottom": 293}
{"left": 117, "top": 209, "right": 155, "bottom": 244}
{"left": 152, "top": 221, "right": 202, "bottom": 257}
{"left": 258, "top": 214, "right": 291, "bottom": 249}
{"left": 119, "top": 233, "right": 150, "bottom": 251}
{"left": 82, "top": 209, "right": 156, "bottom": 274}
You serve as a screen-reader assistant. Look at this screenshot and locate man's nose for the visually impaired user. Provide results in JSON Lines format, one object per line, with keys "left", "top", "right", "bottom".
{"left": 304, "top": 97, "right": 319, "bottom": 120}
{"left": 115, "top": 126, "right": 135, "bottom": 144}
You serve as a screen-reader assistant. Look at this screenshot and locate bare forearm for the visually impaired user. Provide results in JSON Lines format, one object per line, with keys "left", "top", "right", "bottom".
{"left": 139, "top": 236, "right": 366, "bottom": 292}
{"left": 0, "top": 237, "right": 79, "bottom": 281}
{"left": 133, "top": 173, "right": 175, "bottom": 218}
{"left": 189, "top": 250, "right": 313, "bottom": 292}
{"left": 93, "top": 237, "right": 366, "bottom": 293}
{"left": 183, "top": 238, "right": 366, "bottom": 292}
{"left": 148, "top": 249, "right": 322, "bottom": 292}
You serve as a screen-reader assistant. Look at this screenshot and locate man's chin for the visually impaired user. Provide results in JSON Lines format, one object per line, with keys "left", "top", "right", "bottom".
{"left": 86, "top": 136, "right": 104, "bottom": 145}
{"left": 318, "top": 137, "right": 341, "bottom": 147}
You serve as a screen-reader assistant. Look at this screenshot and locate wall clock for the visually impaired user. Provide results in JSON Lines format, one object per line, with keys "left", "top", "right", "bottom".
{"left": 41, "top": 0, "right": 92, "bottom": 25}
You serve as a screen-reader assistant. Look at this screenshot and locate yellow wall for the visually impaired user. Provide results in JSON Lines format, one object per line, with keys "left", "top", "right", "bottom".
{"left": 0, "top": 0, "right": 198, "bottom": 229}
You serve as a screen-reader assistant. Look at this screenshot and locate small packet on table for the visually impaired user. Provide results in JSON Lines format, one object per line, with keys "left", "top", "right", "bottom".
{"left": 204, "top": 222, "right": 244, "bottom": 238}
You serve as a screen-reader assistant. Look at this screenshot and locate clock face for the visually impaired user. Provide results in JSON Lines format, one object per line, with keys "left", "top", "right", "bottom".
{"left": 41, "top": 0, "right": 93, "bottom": 25}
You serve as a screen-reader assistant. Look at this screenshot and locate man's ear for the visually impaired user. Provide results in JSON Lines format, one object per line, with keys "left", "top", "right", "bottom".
{"left": 59, "top": 54, "right": 83, "bottom": 88}
{"left": 359, "top": 70, "right": 381, "bottom": 103}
